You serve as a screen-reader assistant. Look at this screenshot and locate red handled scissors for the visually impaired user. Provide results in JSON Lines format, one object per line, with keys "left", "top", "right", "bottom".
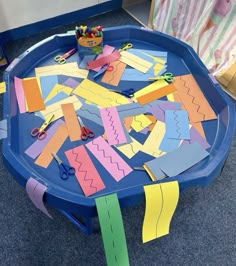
{"left": 31, "top": 114, "right": 54, "bottom": 140}
{"left": 54, "top": 48, "right": 76, "bottom": 64}
{"left": 77, "top": 116, "right": 95, "bottom": 140}
{"left": 93, "top": 64, "right": 114, "bottom": 79}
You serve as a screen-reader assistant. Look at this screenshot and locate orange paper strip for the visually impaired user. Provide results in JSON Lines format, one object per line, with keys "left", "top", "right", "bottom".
{"left": 22, "top": 78, "right": 45, "bottom": 112}
{"left": 173, "top": 74, "right": 217, "bottom": 122}
{"left": 136, "top": 84, "right": 176, "bottom": 105}
{"left": 35, "top": 124, "right": 68, "bottom": 168}
{"left": 101, "top": 61, "right": 126, "bottom": 86}
{"left": 61, "top": 103, "right": 81, "bottom": 141}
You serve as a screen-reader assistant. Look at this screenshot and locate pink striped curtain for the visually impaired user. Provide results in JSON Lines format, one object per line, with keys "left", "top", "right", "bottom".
{"left": 151, "top": 0, "right": 236, "bottom": 75}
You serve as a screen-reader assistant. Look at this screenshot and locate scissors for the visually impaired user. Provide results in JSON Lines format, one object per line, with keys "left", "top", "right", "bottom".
{"left": 111, "top": 88, "right": 135, "bottom": 98}
{"left": 93, "top": 64, "right": 114, "bottom": 79}
{"left": 54, "top": 48, "right": 76, "bottom": 64}
{"left": 31, "top": 114, "right": 54, "bottom": 140}
{"left": 119, "top": 42, "right": 133, "bottom": 52}
{"left": 77, "top": 116, "right": 95, "bottom": 140}
{"left": 51, "top": 152, "right": 75, "bottom": 180}
{"left": 149, "top": 72, "right": 174, "bottom": 83}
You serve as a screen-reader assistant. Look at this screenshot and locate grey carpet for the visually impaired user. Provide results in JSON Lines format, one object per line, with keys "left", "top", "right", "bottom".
{"left": 0, "top": 8, "right": 236, "bottom": 266}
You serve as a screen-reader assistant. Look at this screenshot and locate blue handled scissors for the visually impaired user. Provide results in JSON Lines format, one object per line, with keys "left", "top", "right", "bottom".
{"left": 149, "top": 72, "right": 174, "bottom": 83}
{"left": 51, "top": 152, "right": 75, "bottom": 180}
{"left": 93, "top": 64, "right": 114, "bottom": 79}
{"left": 111, "top": 88, "right": 135, "bottom": 98}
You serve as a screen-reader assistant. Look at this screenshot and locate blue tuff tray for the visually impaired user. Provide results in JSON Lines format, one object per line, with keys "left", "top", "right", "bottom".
{"left": 2, "top": 26, "right": 235, "bottom": 233}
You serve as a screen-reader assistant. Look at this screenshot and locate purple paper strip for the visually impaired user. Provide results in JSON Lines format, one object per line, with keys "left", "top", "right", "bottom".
{"left": 181, "top": 126, "right": 211, "bottom": 149}
{"left": 26, "top": 177, "right": 52, "bottom": 219}
{"left": 62, "top": 77, "right": 80, "bottom": 89}
{"left": 25, "top": 119, "right": 64, "bottom": 159}
{"left": 150, "top": 101, "right": 181, "bottom": 122}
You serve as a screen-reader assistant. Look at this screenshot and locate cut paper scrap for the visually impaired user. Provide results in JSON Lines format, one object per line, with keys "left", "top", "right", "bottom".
{"left": 0, "top": 81, "right": 6, "bottom": 94}
{"left": 142, "top": 181, "right": 179, "bottom": 243}
{"left": 40, "top": 95, "right": 82, "bottom": 121}
{"left": 45, "top": 91, "right": 68, "bottom": 106}
{"left": 22, "top": 78, "right": 45, "bottom": 112}
{"left": 35, "top": 62, "right": 88, "bottom": 79}
{"left": 159, "top": 135, "right": 181, "bottom": 153}
{"left": 153, "top": 63, "right": 166, "bottom": 76}
{"left": 86, "top": 136, "right": 133, "bottom": 181}
{"left": 191, "top": 121, "right": 206, "bottom": 139}
{"left": 133, "top": 79, "right": 168, "bottom": 100}
{"left": 121, "top": 68, "right": 153, "bottom": 81}
{"left": 25, "top": 119, "right": 64, "bottom": 159}
{"left": 117, "top": 102, "right": 146, "bottom": 120}
{"left": 115, "top": 137, "right": 143, "bottom": 159}
{"left": 101, "top": 60, "right": 126, "bottom": 86}
{"left": 96, "top": 194, "right": 130, "bottom": 266}
{"left": 181, "top": 126, "right": 210, "bottom": 150}
{"left": 76, "top": 103, "right": 102, "bottom": 125}
{"left": 26, "top": 177, "right": 52, "bottom": 219}
{"left": 65, "top": 145, "right": 105, "bottom": 196}
{"left": 0, "top": 119, "right": 7, "bottom": 140}
{"left": 136, "top": 83, "right": 176, "bottom": 105}
{"left": 100, "top": 107, "right": 127, "bottom": 145}
{"left": 119, "top": 50, "right": 153, "bottom": 73}
{"left": 141, "top": 121, "right": 166, "bottom": 158}
{"left": 165, "top": 110, "right": 190, "bottom": 140}
{"left": 149, "top": 100, "right": 181, "bottom": 122}
{"left": 44, "top": 84, "right": 73, "bottom": 104}
{"left": 40, "top": 75, "right": 59, "bottom": 99}
{"left": 61, "top": 103, "right": 81, "bottom": 141}
{"left": 34, "top": 124, "right": 68, "bottom": 168}
{"left": 14, "top": 77, "right": 26, "bottom": 113}
{"left": 123, "top": 116, "right": 133, "bottom": 132}
{"left": 79, "top": 55, "right": 96, "bottom": 69}
{"left": 131, "top": 114, "right": 152, "bottom": 132}
{"left": 92, "top": 44, "right": 115, "bottom": 72}
{"left": 173, "top": 74, "right": 217, "bottom": 122}
{"left": 147, "top": 142, "right": 209, "bottom": 177}
{"left": 72, "top": 79, "right": 129, "bottom": 107}
{"left": 62, "top": 77, "right": 80, "bottom": 88}
{"left": 87, "top": 50, "right": 120, "bottom": 70}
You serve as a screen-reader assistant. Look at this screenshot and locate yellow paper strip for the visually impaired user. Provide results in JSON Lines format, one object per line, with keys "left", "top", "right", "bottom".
{"left": 131, "top": 114, "right": 152, "bottom": 132}
{"left": 167, "top": 93, "right": 175, "bottom": 102}
{"left": 141, "top": 121, "right": 166, "bottom": 158}
{"left": 40, "top": 95, "right": 82, "bottom": 121}
{"left": 35, "top": 62, "right": 88, "bottom": 79}
{"left": 115, "top": 137, "right": 143, "bottom": 159}
{"left": 72, "top": 79, "right": 130, "bottom": 107}
{"left": 0, "top": 82, "right": 6, "bottom": 94}
{"left": 142, "top": 181, "right": 179, "bottom": 243}
{"left": 119, "top": 51, "right": 153, "bottom": 73}
{"left": 44, "top": 84, "right": 73, "bottom": 104}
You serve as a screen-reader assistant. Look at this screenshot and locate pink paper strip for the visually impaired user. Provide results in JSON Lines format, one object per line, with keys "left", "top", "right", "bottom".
{"left": 100, "top": 107, "right": 127, "bottom": 145}
{"left": 86, "top": 136, "right": 133, "bottom": 181}
{"left": 65, "top": 145, "right": 105, "bottom": 196}
{"left": 25, "top": 119, "right": 64, "bottom": 159}
{"left": 26, "top": 177, "right": 52, "bottom": 219}
{"left": 93, "top": 45, "right": 115, "bottom": 72}
{"left": 87, "top": 51, "right": 121, "bottom": 70}
{"left": 14, "top": 76, "right": 26, "bottom": 113}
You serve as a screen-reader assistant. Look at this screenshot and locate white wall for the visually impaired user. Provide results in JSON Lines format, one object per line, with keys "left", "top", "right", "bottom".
{"left": 0, "top": 0, "right": 111, "bottom": 32}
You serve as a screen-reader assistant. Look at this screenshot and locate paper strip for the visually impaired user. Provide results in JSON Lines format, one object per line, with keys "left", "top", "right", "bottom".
{"left": 159, "top": 136, "right": 181, "bottom": 152}
{"left": 0, "top": 119, "right": 7, "bottom": 140}
{"left": 34, "top": 124, "right": 68, "bottom": 168}
{"left": 134, "top": 80, "right": 168, "bottom": 99}
{"left": 79, "top": 55, "right": 96, "bottom": 69}
{"left": 87, "top": 50, "right": 121, "bottom": 70}
{"left": 35, "top": 62, "right": 88, "bottom": 79}
{"left": 40, "top": 95, "right": 82, "bottom": 121}
{"left": 131, "top": 114, "right": 152, "bottom": 132}
{"left": 0, "top": 81, "right": 6, "bottom": 94}
{"left": 142, "top": 181, "right": 179, "bottom": 243}
{"left": 136, "top": 84, "right": 176, "bottom": 105}
{"left": 76, "top": 103, "right": 102, "bottom": 125}
{"left": 119, "top": 50, "right": 153, "bottom": 73}
{"left": 93, "top": 44, "right": 115, "bottom": 72}
{"left": 101, "top": 60, "right": 126, "bottom": 86}
{"left": 44, "top": 84, "right": 73, "bottom": 104}
{"left": 65, "top": 146, "right": 105, "bottom": 196}
{"left": 100, "top": 107, "right": 127, "bottom": 145}
{"left": 25, "top": 119, "right": 64, "bottom": 159}
{"left": 14, "top": 77, "right": 26, "bottom": 113}
{"left": 22, "top": 78, "right": 45, "bottom": 112}
{"left": 61, "top": 103, "right": 81, "bottom": 141}
{"left": 62, "top": 77, "right": 80, "bottom": 88}
{"left": 115, "top": 137, "right": 143, "bottom": 159}
{"left": 96, "top": 194, "right": 129, "bottom": 266}
{"left": 117, "top": 102, "right": 146, "bottom": 120}
{"left": 86, "top": 136, "right": 133, "bottom": 181}
{"left": 121, "top": 68, "right": 153, "bottom": 81}
{"left": 40, "top": 75, "right": 59, "bottom": 99}
{"left": 26, "top": 177, "right": 52, "bottom": 219}
{"left": 165, "top": 110, "right": 190, "bottom": 140}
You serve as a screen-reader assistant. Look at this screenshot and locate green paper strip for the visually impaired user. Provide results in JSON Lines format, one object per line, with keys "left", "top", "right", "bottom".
{"left": 96, "top": 194, "right": 130, "bottom": 266}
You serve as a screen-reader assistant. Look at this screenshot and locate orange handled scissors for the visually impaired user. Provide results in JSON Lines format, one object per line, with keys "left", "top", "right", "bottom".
{"left": 31, "top": 114, "right": 54, "bottom": 140}
{"left": 77, "top": 116, "right": 95, "bottom": 141}
{"left": 54, "top": 48, "right": 76, "bottom": 64}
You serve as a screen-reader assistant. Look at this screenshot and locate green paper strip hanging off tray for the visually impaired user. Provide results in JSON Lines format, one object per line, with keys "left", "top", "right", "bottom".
{"left": 96, "top": 193, "right": 130, "bottom": 266}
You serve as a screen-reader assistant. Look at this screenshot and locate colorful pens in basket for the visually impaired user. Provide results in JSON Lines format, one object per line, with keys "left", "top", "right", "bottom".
{"left": 75, "top": 25, "right": 103, "bottom": 39}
